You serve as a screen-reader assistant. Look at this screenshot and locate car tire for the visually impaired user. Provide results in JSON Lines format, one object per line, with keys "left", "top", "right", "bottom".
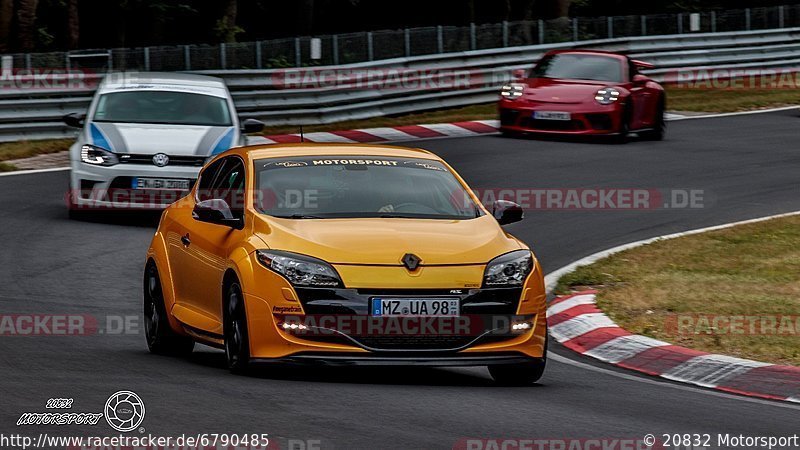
{"left": 640, "top": 97, "right": 666, "bottom": 141}
{"left": 224, "top": 279, "right": 251, "bottom": 374}
{"left": 500, "top": 129, "right": 519, "bottom": 138}
{"left": 143, "top": 261, "right": 195, "bottom": 356}
{"left": 614, "top": 105, "right": 631, "bottom": 144}
{"left": 489, "top": 335, "right": 547, "bottom": 386}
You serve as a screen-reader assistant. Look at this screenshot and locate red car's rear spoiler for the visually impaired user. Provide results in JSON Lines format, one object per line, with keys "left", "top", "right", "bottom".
{"left": 632, "top": 59, "right": 655, "bottom": 70}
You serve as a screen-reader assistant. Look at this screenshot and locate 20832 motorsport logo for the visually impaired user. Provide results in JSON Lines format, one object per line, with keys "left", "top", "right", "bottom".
{"left": 16, "top": 390, "right": 145, "bottom": 432}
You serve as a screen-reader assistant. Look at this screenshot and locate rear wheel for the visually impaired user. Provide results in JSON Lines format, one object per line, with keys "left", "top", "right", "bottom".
{"left": 224, "top": 280, "right": 251, "bottom": 373}
{"left": 489, "top": 335, "right": 547, "bottom": 386}
{"left": 143, "top": 261, "right": 194, "bottom": 356}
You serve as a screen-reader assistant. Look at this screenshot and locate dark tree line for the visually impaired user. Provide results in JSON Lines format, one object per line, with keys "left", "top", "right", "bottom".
{"left": 0, "top": 0, "right": 791, "bottom": 52}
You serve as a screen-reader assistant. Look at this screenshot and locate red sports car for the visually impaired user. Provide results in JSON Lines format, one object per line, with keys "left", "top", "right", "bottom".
{"left": 498, "top": 50, "right": 665, "bottom": 141}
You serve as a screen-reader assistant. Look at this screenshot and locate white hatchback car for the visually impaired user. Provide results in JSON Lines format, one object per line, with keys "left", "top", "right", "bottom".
{"left": 64, "top": 72, "right": 264, "bottom": 216}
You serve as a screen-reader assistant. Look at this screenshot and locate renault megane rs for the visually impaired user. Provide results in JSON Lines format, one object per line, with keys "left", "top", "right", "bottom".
{"left": 144, "top": 144, "right": 547, "bottom": 384}
{"left": 499, "top": 49, "right": 665, "bottom": 141}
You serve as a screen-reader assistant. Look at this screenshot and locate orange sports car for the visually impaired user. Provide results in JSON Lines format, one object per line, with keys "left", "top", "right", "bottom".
{"left": 144, "top": 143, "right": 548, "bottom": 384}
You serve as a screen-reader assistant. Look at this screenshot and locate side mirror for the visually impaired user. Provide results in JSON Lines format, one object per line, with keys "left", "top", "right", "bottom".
{"left": 241, "top": 118, "right": 265, "bottom": 134}
{"left": 632, "top": 74, "right": 649, "bottom": 87}
{"left": 492, "top": 200, "right": 524, "bottom": 225}
{"left": 63, "top": 113, "right": 86, "bottom": 128}
{"left": 632, "top": 59, "right": 654, "bottom": 70}
{"left": 512, "top": 69, "right": 527, "bottom": 80}
{"left": 192, "top": 199, "right": 243, "bottom": 229}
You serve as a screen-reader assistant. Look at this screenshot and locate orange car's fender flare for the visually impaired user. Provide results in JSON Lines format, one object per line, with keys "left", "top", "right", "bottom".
{"left": 145, "top": 231, "right": 188, "bottom": 336}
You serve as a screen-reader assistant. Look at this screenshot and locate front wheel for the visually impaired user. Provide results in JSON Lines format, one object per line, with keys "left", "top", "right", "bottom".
{"left": 640, "top": 98, "right": 666, "bottom": 141}
{"left": 489, "top": 335, "right": 547, "bottom": 386}
{"left": 143, "top": 261, "right": 194, "bottom": 356}
{"left": 613, "top": 105, "right": 631, "bottom": 144}
{"left": 224, "top": 280, "right": 251, "bottom": 373}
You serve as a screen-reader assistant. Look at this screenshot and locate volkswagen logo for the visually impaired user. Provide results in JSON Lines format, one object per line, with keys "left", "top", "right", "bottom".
{"left": 152, "top": 153, "right": 170, "bottom": 167}
{"left": 104, "top": 390, "right": 145, "bottom": 432}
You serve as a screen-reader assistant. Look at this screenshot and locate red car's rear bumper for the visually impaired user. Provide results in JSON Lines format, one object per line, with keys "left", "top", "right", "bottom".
{"left": 498, "top": 101, "right": 625, "bottom": 135}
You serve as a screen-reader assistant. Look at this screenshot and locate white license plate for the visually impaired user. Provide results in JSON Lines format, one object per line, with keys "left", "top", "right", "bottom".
{"left": 132, "top": 178, "right": 191, "bottom": 191}
{"left": 533, "top": 111, "right": 571, "bottom": 121}
{"left": 371, "top": 298, "right": 460, "bottom": 317}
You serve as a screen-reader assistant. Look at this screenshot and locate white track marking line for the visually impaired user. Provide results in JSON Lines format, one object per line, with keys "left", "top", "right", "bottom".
{"left": 546, "top": 294, "right": 597, "bottom": 317}
{"left": 0, "top": 166, "right": 70, "bottom": 177}
{"left": 547, "top": 352, "right": 800, "bottom": 410}
{"left": 666, "top": 105, "right": 800, "bottom": 121}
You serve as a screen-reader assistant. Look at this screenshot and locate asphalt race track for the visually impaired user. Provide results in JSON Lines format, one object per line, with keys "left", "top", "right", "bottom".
{"left": 2, "top": 110, "right": 800, "bottom": 448}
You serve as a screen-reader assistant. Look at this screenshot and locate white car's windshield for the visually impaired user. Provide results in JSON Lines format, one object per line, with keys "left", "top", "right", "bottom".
{"left": 93, "top": 91, "right": 233, "bottom": 126}
{"left": 254, "top": 156, "right": 481, "bottom": 220}
{"left": 531, "top": 54, "right": 624, "bottom": 83}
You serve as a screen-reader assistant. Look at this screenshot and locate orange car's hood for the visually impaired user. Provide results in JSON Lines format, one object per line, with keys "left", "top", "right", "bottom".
{"left": 252, "top": 214, "right": 523, "bottom": 265}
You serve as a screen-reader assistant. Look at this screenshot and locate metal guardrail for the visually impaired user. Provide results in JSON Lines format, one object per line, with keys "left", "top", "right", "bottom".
{"left": 1, "top": 27, "right": 800, "bottom": 142}
{"left": 3, "top": 4, "right": 799, "bottom": 72}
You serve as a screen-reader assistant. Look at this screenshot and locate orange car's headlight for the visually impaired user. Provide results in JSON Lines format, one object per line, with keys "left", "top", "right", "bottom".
{"left": 256, "top": 250, "right": 343, "bottom": 288}
{"left": 483, "top": 250, "right": 534, "bottom": 287}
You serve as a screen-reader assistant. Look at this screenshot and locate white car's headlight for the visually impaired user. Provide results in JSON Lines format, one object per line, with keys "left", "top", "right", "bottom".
{"left": 595, "top": 87, "right": 621, "bottom": 105}
{"left": 500, "top": 83, "right": 526, "bottom": 101}
{"left": 483, "top": 250, "right": 534, "bottom": 287}
{"left": 80, "top": 144, "right": 119, "bottom": 166}
{"left": 256, "top": 250, "right": 343, "bottom": 287}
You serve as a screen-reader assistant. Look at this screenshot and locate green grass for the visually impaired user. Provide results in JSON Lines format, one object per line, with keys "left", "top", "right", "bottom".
{"left": 556, "top": 215, "right": 800, "bottom": 366}
{"left": 0, "top": 139, "right": 73, "bottom": 163}
{"left": 667, "top": 87, "right": 800, "bottom": 113}
{"left": 0, "top": 162, "right": 18, "bottom": 172}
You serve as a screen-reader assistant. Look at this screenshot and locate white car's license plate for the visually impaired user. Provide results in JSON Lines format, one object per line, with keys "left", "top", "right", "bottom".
{"left": 533, "top": 111, "right": 571, "bottom": 121}
{"left": 132, "top": 178, "right": 191, "bottom": 191}
{"left": 371, "top": 298, "right": 460, "bottom": 317}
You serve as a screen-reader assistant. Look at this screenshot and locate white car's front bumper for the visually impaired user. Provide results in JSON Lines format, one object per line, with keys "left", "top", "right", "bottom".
{"left": 70, "top": 159, "right": 203, "bottom": 210}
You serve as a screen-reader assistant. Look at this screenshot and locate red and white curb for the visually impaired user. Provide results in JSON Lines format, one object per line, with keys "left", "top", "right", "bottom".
{"left": 254, "top": 114, "right": 695, "bottom": 145}
{"left": 545, "top": 211, "right": 800, "bottom": 403}
{"left": 258, "top": 120, "right": 500, "bottom": 144}
{"left": 547, "top": 291, "right": 800, "bottom": 402}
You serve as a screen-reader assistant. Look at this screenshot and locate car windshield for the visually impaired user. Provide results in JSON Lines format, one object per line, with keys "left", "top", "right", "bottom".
{"left": 530, "top": 54, "right": 624, "bottom": 83}
{"left": 93, "top": 91, "right": 233, "bottom": 126}
{"left": 254, "top": 156, "right": 481, "bottom": 220}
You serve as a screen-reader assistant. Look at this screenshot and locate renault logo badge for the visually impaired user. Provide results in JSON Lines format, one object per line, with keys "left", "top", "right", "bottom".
{"left": 152, "top": 153, "right": 170, "bottom": 167}
{"left": 401, "top": 253, "right": 422, "bottom": 271}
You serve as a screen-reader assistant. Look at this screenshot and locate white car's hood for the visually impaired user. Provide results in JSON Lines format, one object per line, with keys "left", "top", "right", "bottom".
{"left": 88, "top": 122, "right": 236, "bottom": 156}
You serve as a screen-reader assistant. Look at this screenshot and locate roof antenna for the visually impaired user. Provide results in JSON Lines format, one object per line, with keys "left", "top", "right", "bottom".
{"left": 299, "top": 125, "right": 305, "bottom": 143}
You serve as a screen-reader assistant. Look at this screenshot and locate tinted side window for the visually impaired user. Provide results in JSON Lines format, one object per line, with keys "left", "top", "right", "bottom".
{"left": 197, "top": 159, "right": 226, "bottom": 202}
{"left": 210, "top": 157, "right": 246, "bottom": 218}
